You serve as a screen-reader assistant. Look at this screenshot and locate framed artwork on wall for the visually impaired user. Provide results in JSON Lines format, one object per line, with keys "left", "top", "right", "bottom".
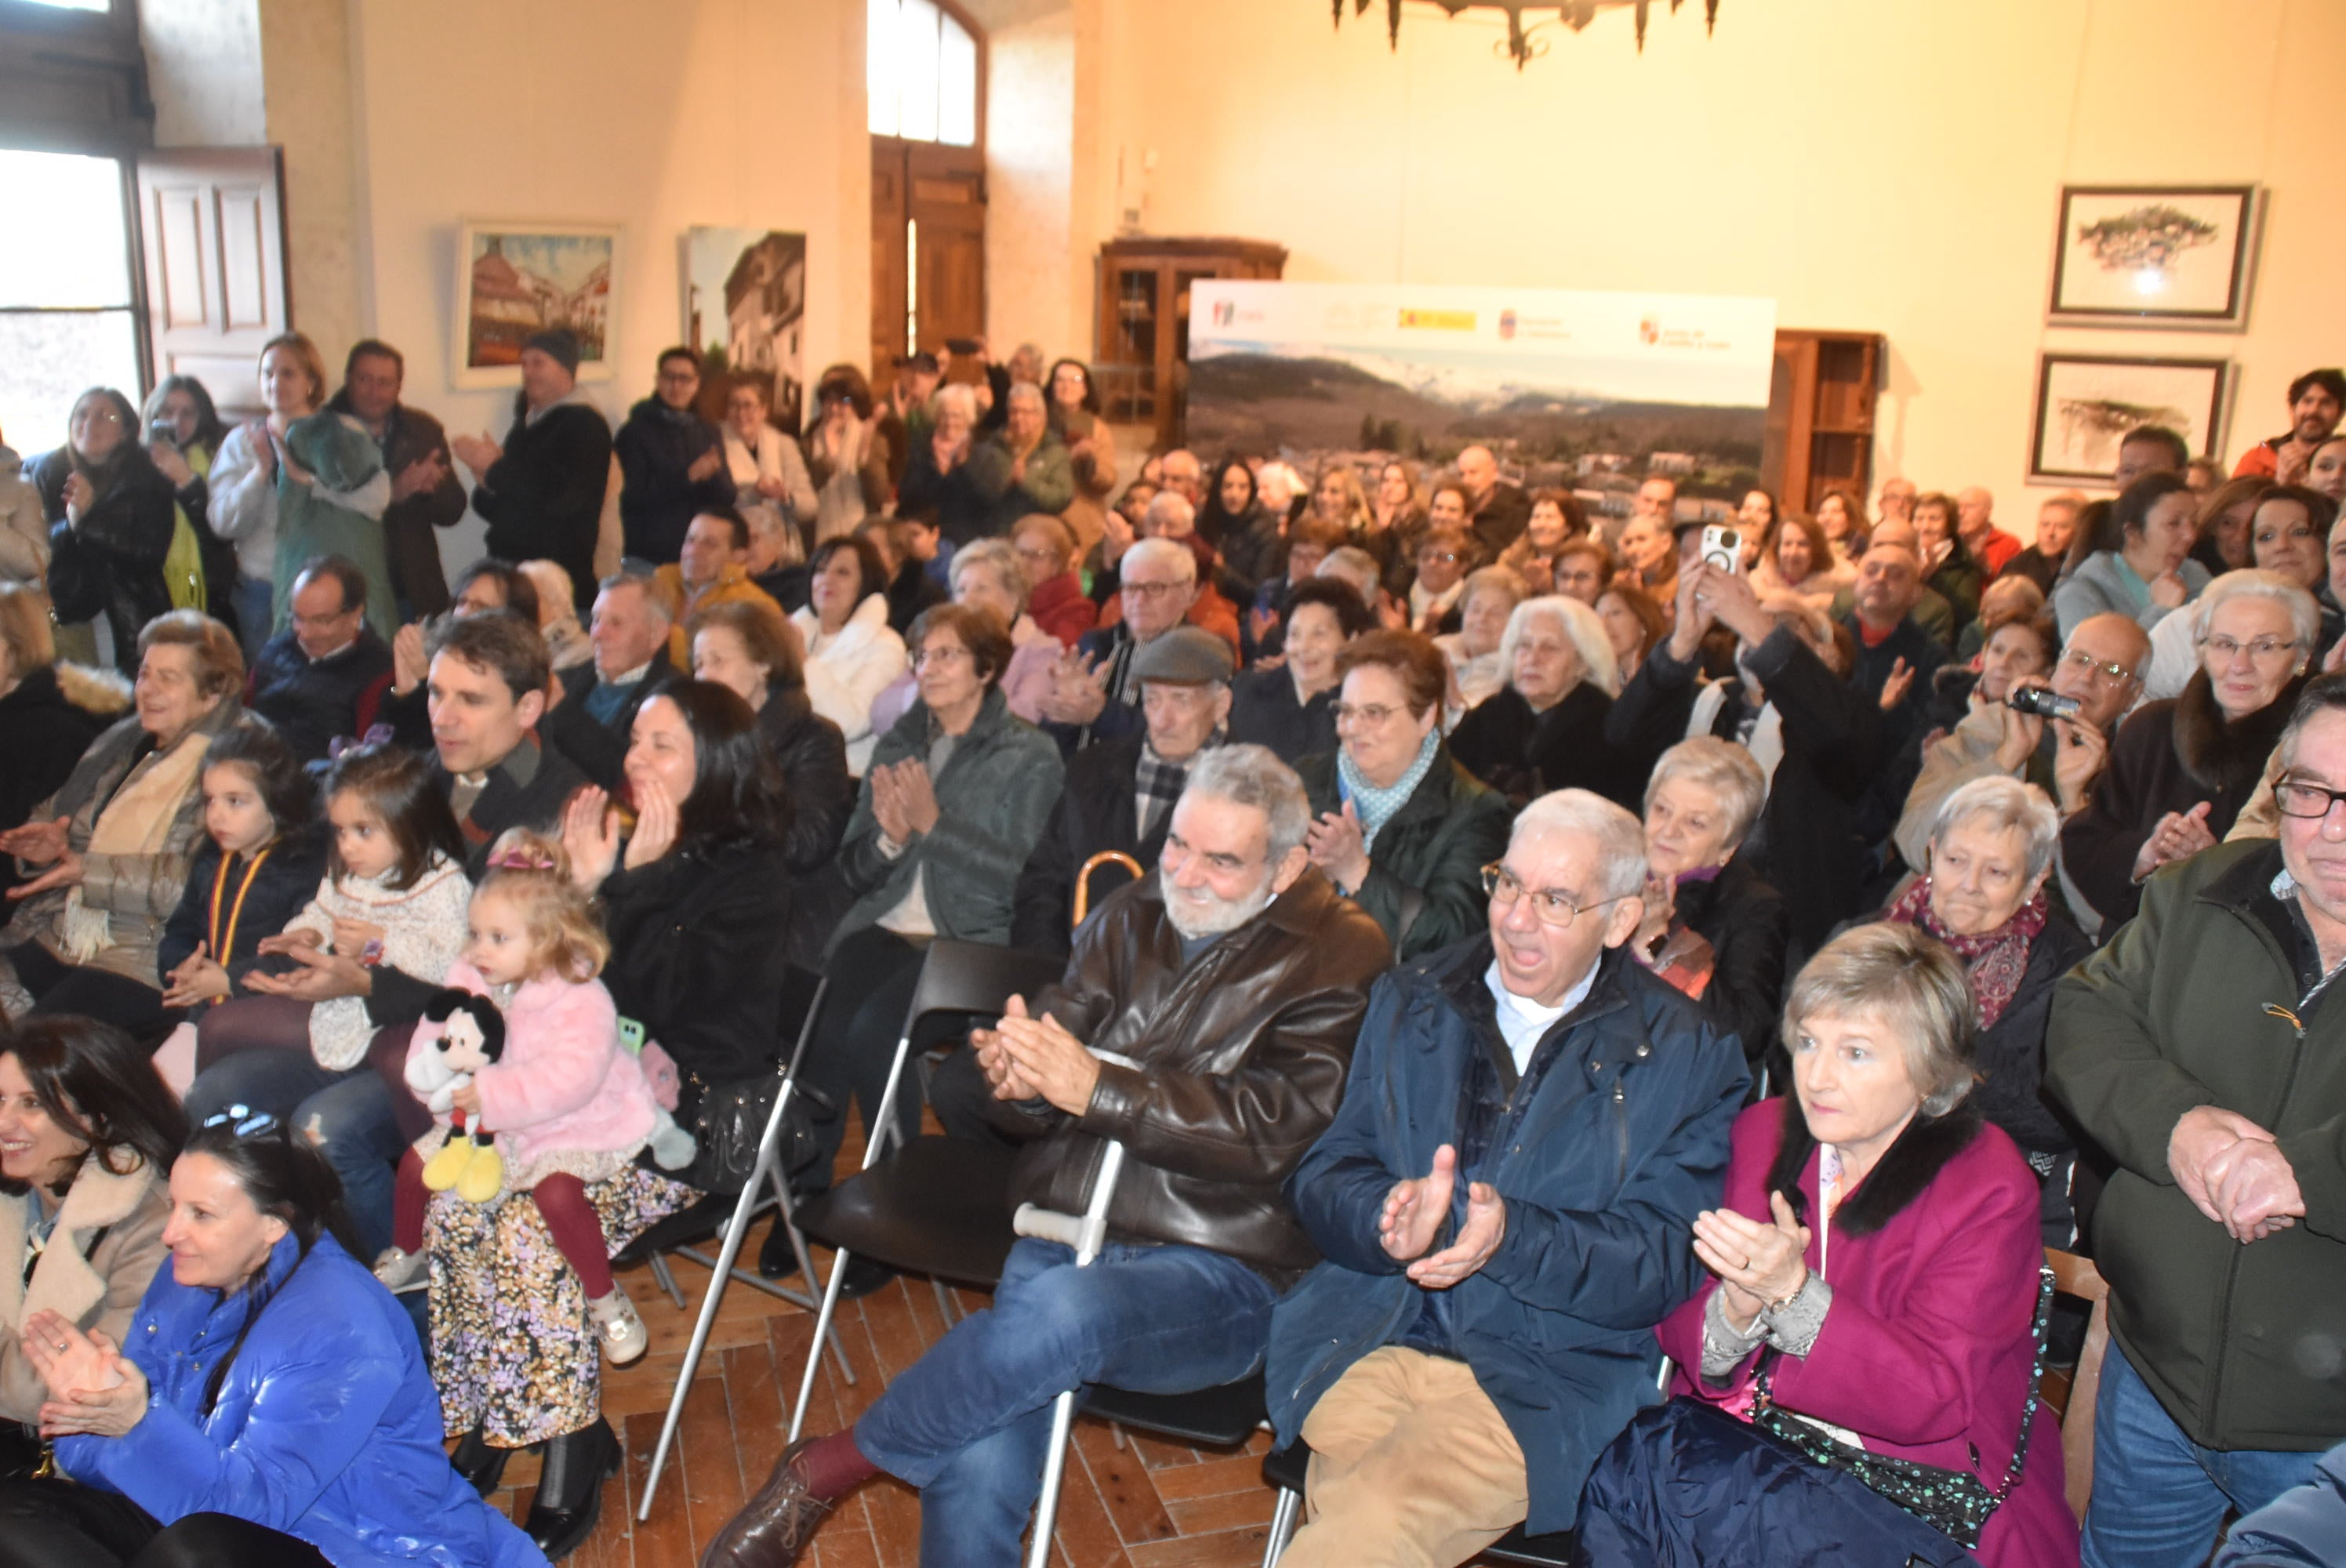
{"left": 683, "top": 227, "right": 808, "bottom": 437}
{"left": 2047, "top": 185, "right": 2261, "bottom": 328}
{"left": 451, "top": 220, "right": 622, "bottom": 389}
{"left": 2029, "top": 353, "right": 2231, "bottom": 485}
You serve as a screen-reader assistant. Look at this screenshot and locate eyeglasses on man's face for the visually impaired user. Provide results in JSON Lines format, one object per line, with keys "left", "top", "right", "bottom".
{"left": 2057, "top": 647, "right": 2137, "bottom": 686}
{"left": 2275, "top": 777, "right": 2346, "bottom": 820}
{"left": 1121, "top": 579, "right": 1188, "bottom": 601}
{"left": 1479, "top": 863, "right": 1628, "bottom": 927}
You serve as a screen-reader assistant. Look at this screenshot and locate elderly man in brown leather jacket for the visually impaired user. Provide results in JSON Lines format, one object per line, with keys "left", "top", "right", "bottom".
{"left": 702, "top": 744, "right": 1393, "bottom": 1568}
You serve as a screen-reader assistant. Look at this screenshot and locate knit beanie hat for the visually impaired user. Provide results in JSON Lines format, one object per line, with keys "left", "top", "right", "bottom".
{"left": 524, "top": 328, "right": 583, "bottom": 376}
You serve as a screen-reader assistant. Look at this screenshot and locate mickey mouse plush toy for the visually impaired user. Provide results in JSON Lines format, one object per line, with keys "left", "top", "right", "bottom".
{"left": 405, "top": 987, "right": 508, "bottom": 1203}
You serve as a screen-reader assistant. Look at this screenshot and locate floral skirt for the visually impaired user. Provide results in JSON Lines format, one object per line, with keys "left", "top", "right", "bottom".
{"left": 425, "top": 1164, "right": 697, "bottom": 1447}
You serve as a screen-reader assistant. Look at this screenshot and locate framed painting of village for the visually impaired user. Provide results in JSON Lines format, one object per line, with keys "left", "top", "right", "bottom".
{"left": 452, "top": 220, "right": 622, "bottom": 388}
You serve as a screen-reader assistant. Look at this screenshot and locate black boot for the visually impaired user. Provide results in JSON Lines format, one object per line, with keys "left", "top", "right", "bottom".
{"left": 525, "top": 1417, "right": 619, "bottom": 1560}
{"left": 757, "top": 1217, "right": 804, "bottom": 1279}
{"left": 450, "top": 1426, "right": 511, "bottom": 1495}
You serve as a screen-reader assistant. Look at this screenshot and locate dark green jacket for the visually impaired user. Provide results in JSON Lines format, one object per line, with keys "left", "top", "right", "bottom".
{"left": 2048, "top": 837, "right": 2346, "bottom": 1451}
{"left": 1295, "top": 746, "right": 1511, "bottom": 960}
{"left": 830, "top": 685, "right": 1065, "bottom": 956}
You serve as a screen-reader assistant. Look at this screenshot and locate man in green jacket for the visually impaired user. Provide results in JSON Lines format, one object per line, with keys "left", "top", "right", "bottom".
{"left": 2048, "top": 673, "right": 2346, "bottom": 1568}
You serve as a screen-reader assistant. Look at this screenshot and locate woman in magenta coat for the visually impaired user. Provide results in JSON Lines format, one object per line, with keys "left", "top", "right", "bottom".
{"left": 1581, "top": 922, "right": 2078, "bottom": 1568}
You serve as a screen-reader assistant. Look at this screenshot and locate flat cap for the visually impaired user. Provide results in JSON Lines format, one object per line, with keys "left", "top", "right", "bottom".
{"left": 1131, "top": 626, "right": 1233, "bottom": 685}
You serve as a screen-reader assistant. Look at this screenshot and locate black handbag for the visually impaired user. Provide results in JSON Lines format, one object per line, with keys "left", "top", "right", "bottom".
{"left": 681, "top": 1069, "right": 826, "bottom": 1196}
{"left": 1749, "top": 1265, "right": 2054, "bottom": 1549}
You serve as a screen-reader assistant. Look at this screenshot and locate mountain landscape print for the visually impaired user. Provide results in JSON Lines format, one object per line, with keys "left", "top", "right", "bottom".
{"left": 1186, "top": 283, "right": 1776, "bottom": 519}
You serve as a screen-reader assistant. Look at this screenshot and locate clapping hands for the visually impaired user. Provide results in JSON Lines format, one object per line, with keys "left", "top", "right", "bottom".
{"left": 22, "top": 1310, "right": 143, "bottom": 1440}
{"left": 1378, "top": 1144, "right": 1507, "bottom": 1290}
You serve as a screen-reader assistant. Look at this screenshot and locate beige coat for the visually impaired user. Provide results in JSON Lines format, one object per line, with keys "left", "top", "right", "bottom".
{"left": 0, "top": 1154, "right": 171, "bottom": 1424}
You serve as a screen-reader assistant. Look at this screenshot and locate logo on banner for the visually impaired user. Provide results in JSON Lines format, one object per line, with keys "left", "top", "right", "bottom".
{"left": 1399, "top": 308, "right": 1476, "bottom": 332}
{"left": 1498, "top": 309, "right": 1517, "bottom": 341}
{"left": 1640, "top": 316, "right": 1662, "bottom": 346}
{"left": 1212, "top": 299, "right": 1236, "bottom": 327}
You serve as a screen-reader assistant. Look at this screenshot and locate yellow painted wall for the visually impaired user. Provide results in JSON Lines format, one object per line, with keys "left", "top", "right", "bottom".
{"left": 346, "top": 0, "right": 870, "bottom": 455}
{"left": 1076, "top": 0, "right": 2345, "bottom": 513}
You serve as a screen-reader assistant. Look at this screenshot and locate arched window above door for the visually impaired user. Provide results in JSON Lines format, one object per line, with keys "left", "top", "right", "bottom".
{"left": 868, "top": 0, "right": 981, "bottom": 148}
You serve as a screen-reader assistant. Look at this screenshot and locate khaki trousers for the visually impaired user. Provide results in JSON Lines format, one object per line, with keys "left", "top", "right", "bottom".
{"left": 1280, "top": 1345, "right": 1530, "bottom": 1568}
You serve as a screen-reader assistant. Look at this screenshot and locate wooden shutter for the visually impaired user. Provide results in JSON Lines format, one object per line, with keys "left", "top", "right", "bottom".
{"left": 134, "top": 147, "right": 290, "bottom": 418}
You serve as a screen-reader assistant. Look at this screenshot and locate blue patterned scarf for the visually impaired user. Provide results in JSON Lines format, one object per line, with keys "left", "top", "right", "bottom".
{"left": 1338, "top": 729, "right": 1440, "bottom": 851}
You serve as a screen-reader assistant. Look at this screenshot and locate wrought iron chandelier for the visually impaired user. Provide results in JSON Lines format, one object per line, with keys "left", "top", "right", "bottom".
{"left": 1333, "top": 0, "right": 1722, "bottom": 68}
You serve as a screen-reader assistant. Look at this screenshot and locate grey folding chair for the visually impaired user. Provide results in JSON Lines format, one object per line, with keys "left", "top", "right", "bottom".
{"left": 636, "top": 976, "right": 852, "bottom": 1519}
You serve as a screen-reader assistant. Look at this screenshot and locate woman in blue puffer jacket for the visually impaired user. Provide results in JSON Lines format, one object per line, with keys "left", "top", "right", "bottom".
{"left": 0, "top": 1112, "right": 545, "bottom": 1568}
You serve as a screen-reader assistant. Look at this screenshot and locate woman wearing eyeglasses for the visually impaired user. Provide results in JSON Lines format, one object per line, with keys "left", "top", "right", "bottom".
{"left": 27, "top": 389, "right": 176, "bottom": 674}
{"left": 2063, "top": 570, "right": 2317, "bottom": 929}
{"left": 1295, "top": 629, "right": 1511, "bottom": 960}
{"left": 0, "top": 1111, "right": 544, "bottom": 1566}
{"left": 719, "top": 376, "right": 819, "bottom": 538}
{"left": 796, "top": 603, "right": 1064, "bottom": 1205}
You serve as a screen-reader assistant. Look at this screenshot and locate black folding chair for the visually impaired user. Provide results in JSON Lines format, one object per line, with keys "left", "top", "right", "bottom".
{"left": 635, "top": 975, "right": 851, "bottom": 1519}
{"left": 785, "top": 940, "right": 1067, "bottom": 1441}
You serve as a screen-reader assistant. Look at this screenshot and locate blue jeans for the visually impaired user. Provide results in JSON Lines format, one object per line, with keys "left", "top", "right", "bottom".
{"left": 231, "top": 573, "right": 275, "bottom": 665}
{"left": 185, "top": 1047, "right": 405, "bottom": 1260}
{"left": 853, "top": 1236, "right": 1276, "bottom": 1568}
{"left": 2082, "top": 1341, "right": 2324, "bottom": 1568}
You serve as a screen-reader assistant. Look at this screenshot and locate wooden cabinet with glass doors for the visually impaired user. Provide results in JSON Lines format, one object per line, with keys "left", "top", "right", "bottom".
{"left": 1093, "top": 237, "right": 1285, "bottom": 453}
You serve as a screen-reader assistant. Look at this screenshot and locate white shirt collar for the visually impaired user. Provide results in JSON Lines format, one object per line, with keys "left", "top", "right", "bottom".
{"left": 1484, "top": 955, "right": 1600, "bottom": 1075}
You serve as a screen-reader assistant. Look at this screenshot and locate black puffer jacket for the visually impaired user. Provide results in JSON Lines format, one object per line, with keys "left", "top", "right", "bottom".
{"left": 601, "top": 837, "right": 795, "bottom": 1090}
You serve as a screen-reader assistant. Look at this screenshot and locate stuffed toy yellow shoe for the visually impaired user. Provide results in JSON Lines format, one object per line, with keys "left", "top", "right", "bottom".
{"left": 421, "top": 1127, "right": 474, "bottom": 1191}
{"left": 456, "top": 1140, "right": 505, "bottom": 1205}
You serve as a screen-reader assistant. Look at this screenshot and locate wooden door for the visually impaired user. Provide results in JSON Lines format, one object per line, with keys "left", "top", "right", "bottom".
{"left": 134, "top": 147, "right": 289, "bottom": 418}
{"left": 871, "top": 136, "right": 985, "bottom": 384}
{"left": 870, "top": 142, "right": 910, "bottom": 383}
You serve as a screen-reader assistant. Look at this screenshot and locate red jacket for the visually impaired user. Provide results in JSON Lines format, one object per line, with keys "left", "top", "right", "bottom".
{"left": 1656, "top": 1100, "right": 2078, "bottom": 1568}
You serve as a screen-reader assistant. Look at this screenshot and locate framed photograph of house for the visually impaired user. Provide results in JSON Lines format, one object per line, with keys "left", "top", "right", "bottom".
{"left": 2028, "top": 353, "right": 2231, "bottom": 485}
{"left": 684, "top": 227, "right": 808, "bottom": 436}
{"left": 451, "top": 220, "right": 621, "bottom": 388}
{"left": 2048, "top": 185, "right": 2261, "bottom": 328}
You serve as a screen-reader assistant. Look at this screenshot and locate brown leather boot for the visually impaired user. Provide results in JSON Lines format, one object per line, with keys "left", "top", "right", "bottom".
{"left": 697, "top": 1438, "right": 832, "bottom": 1568}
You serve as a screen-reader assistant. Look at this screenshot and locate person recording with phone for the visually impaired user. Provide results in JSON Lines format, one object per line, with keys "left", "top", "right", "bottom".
{"left": 1895, "top": 612, "right": 2152, "bottom": 916}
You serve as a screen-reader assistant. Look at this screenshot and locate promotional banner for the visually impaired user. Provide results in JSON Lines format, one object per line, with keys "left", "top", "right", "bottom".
{"left": 1187, "top": 281, "right": 1777, "bottom": 521}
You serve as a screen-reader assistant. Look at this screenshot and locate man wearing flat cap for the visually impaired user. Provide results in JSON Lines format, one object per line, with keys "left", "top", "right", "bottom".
{"left": 451, "top": 327, "right": 615, "bottom": 614}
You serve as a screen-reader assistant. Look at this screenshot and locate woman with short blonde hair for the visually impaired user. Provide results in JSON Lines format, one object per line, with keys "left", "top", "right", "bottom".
{"left": 1584, "top": 920, "right": 2073, "bottom": 1568}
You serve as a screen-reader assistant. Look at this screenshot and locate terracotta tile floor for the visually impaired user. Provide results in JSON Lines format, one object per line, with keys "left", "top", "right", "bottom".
{"left": 483, "top": 1214, "right": 1282, "bottom": 1568}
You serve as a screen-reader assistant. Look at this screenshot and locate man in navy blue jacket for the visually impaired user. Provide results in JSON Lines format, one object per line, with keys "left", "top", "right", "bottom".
{"left": 1267, "top": 789, "right": 1748, "bottom": 1564}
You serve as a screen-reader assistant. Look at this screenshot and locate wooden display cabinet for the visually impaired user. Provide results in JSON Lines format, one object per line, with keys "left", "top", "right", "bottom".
{"left": 1763, "top": 329, "right": 1884, "bottom": 515}
{"left": 1093, "top": 236, "right": 1286, "bottom": 452}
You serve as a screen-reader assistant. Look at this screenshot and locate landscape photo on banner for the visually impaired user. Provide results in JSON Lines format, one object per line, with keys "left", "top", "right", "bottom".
{"left": 685, "top": 227, "right": 809, "bottom": 437}
{"left": 1186, "top": 282, "right": 1778, "bottom": 527}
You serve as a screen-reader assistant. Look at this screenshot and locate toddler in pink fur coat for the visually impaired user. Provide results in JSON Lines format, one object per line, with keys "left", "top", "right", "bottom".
{"left": 376, "top": 830, "right": 682, "bottom": 1366}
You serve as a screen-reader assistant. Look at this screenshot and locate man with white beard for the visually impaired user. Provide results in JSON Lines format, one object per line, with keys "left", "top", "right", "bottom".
{"left": 704, "top": 745, "right": 1394, "bottom": 1568}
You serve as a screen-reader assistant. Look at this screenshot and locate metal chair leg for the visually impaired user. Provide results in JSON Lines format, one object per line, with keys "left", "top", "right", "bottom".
{"left": 789, "top": 1245, "right": 857, "bottom": 1443}
{"left": 1261, "top": 1485, "right": 1302, "bottom": 1567}
{"left": 645, "top": 1250, "right": 685, "bottom": 1309}
{"left": 638, "top": 1173, "right": 775, "bottom": 1519}
{"left": 932, "top": 1276, "right": 958, "bottom": 1325}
